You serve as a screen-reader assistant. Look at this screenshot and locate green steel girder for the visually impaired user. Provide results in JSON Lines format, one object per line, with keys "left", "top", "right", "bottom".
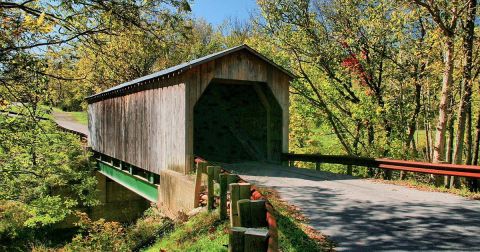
{"left": 97, "top": 160, "right": 158, "bottom": 202}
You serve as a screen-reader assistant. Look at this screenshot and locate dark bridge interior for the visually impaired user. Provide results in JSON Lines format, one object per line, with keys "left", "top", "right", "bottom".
{"left": 194, "top": 81, "right": 282, "bottom": 163}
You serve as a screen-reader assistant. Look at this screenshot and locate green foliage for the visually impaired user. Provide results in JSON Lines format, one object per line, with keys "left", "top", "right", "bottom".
{"left": 65, "top": 212, "right": 130, "bottom": 252}
{"left": 63, "top": 207, "right": 172, "bottom": 251}
{"left": 251, "top": 0, "right": 480, "bottom": 165}
{"left": 0, "top": 110, "right": 97, "bottom": 247}
{"left": 145, "top": 211, "right": 229, "bottom": 252}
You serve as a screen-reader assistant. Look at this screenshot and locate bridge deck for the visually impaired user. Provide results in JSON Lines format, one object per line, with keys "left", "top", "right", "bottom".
{"left": 225, "top": 162, "right": 480, "bottom": 251}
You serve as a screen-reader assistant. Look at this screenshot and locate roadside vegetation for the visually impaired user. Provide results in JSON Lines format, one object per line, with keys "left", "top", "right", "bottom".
{"left": 145, "top": 211, "right": 229, "bottom": 252}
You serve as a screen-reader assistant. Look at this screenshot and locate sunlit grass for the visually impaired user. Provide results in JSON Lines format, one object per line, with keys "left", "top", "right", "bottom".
{"left": 144, "top": 211, "right": 229, "bottom": 252}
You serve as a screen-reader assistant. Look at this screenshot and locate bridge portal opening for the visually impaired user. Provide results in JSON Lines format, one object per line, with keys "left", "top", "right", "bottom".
{"left": 194, "top": 81, "right": 282, "bottom": 163}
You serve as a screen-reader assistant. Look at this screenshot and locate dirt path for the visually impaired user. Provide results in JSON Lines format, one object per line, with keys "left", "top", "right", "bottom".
{"left": 53, "top": 111, "right": 89, "bottom": 137}
{"left": 225, "top": 162, "right": 480, "bottom": 251}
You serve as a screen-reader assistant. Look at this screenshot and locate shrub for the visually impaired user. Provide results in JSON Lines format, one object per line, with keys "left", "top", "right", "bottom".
{"left": 64, "top": 212, "right": 130, "bottom": 252}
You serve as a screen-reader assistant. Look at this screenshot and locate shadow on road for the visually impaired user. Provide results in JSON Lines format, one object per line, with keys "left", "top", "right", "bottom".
{"left": 226, "top": 162, "right": 480, "bottom": 251}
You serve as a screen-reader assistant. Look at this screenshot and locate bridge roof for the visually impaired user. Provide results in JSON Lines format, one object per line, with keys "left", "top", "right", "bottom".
{"left": 86, "top": 44, "right": 294, "bottom": 102}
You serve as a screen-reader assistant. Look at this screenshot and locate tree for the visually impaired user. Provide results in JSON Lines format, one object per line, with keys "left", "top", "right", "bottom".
{"left": 410, "top": 0, "right": 468, "bottom": 165}
{"left": 451, "top": 0, "right": 477, "bottom": 188}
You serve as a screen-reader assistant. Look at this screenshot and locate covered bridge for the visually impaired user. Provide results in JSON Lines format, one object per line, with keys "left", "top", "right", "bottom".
{"left": 86, "top": 45, "right": 292, "bottom": 213}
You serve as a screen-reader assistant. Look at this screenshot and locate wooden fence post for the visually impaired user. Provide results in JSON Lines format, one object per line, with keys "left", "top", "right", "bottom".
{"left": 229, "top": 227, "right": 247, "bottom": 252}
{"left": 227, "top": 174, "right": 239, "bottom": 185}
{"left": 193, "top": 162, "right": 206, "bottom": 208}
{"left": 207, "top": 166, "right": 215, "bottom": 210}
{"left": 244, "top": 228, "right": 269, "bottom": 252}
{"left": 238, "top": 199, "right": 267, "bottom": 228}
{"left": 230, "top": 183, "right": 251, "bottom": 227}
{"left": 219, "top": 173, "right": 228, "bottom": 219}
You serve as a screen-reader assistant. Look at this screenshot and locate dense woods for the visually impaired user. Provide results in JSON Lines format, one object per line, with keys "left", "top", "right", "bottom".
{"left": 1, "top": 0, "right": 480, "bottom": 250}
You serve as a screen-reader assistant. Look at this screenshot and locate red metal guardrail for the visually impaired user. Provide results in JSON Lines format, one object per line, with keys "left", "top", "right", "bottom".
{"left": 281, "top": 153, "right": 480, "bottom": 179}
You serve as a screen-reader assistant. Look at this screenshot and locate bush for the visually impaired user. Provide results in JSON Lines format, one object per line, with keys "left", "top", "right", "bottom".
{"left": 63, "top": 208, "right": 172, "bottom": 251}
{"left": 0, "top": 201, "right": 34, "bottom": 250}
{"left": 64, "top": 212, "right": 130, "bottom": 252}
{"left": 126, "top": 207, "right": 172, "bottom": 250}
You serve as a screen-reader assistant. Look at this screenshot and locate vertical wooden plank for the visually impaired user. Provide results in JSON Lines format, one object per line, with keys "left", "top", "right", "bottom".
{"left": 239, "top": 182, "right": 251, "bottom": 200}
{"left": 219, "top": 173, "right": 228, "bottom": 219}
{"left": 250, "top": 200, "right": 267, "bottom": 228}
{"left": 238, "top": 199, "right": 267, "bottom": 228}
{"left": 207, "top": 166, "right": 215, "bottom": 210}
{"left": 229, "top": 227, "right": 247, "bottom": 252}
{"left": 244, "top": 228, "right": 269, "bottom": 252}
{"left": 194, "top": 162, "right": 204, "bottom": 208}
{"left": 213, "top": 166, "right": 221, "bottom": 182}
{"left": 230, "top": 183, "right": 251, "bottom": 227}
{"left": 237, "top": 199, "right": 252, "bottom": 227}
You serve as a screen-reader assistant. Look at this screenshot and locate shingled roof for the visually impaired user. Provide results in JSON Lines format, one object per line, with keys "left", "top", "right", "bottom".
{"left": 85, "top": 44, "right": 294, "bottom": 102}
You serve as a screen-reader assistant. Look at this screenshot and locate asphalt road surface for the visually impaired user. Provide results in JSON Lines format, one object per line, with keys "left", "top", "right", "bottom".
{"left": 225, "top": 162, "right": 480, "bottom": 251}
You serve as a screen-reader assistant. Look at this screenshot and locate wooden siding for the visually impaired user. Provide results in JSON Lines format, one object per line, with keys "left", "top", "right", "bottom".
{"left": 185, "top": 50, "right": 290, "bottom": 172}
{"left": 88, "top": 81, "right": 186, "bottom": 174}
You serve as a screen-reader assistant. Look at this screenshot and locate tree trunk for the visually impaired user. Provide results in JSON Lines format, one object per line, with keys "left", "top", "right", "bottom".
{"left": 470, "top": 110, "right": 480, "bottom": 191}
{"left": 474, "top": 111, "right": 480, "bottom": 166}
{"left": 445, "top": 113, "right": 455, "bottom": 187}
{"left": 432, "top": 37, "right": 454, "bottom": 186}
{"left": 452, "top": 0, "right": 476, "bottom": 189}
{"left": 433, "top": 37, "right": 454, "bottom": 164}
{"left": 466, "top": 104, "right": 473, "bottom": 165}
{"left": 406, "top": 83, "right": 422, "bottom": 154}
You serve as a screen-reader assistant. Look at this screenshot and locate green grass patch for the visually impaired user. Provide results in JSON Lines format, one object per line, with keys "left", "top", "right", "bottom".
{"left": 144, "top": 211, "right": 229, "bottom": 252}
{"left": 68, "top": 111, "right": 88, "bottom": 125}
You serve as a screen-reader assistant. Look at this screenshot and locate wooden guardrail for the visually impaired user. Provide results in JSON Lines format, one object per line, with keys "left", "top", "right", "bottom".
{"left": 194, "top": 158, "right": 275, "bottom": 252}
{"left": 281, "top": 153, "right": 480, "bottom": 179}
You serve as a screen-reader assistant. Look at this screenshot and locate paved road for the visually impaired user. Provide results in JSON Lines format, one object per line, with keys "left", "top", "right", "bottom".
{"left": 225, "top": 162, "right": 480, "bottom": 251}
{"left": 53, "top": 111, "right": 89, "bottom": 137}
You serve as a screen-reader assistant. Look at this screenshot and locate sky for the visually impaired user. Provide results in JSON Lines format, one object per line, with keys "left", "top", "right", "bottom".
{"left": 191, "top": 0, "right": 258, "bottom": 26}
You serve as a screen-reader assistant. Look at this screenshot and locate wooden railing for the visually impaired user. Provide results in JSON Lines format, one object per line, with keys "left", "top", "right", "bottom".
{"left": 281, "top": 153, "right": 480, "bottom": 179}
{"left": 194, "top": 158, "right": 276, "bottom": 251}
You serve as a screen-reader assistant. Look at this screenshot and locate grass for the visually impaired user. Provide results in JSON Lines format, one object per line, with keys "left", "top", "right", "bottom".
{"left": 144, "top": 211, "right": 229, "bottom": 252}
{"left": 67, "top": 111, "right": 88, "bottom": 125}
{"left": 52, "top": 107, "right": 88, "bottom": 126}
{"left": 259, "top": 189, "right": 335, "bottom": 252}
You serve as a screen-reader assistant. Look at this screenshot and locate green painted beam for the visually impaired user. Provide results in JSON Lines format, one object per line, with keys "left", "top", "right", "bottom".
{"left": 97, "top": 160, "right": 158, "bottom": 202}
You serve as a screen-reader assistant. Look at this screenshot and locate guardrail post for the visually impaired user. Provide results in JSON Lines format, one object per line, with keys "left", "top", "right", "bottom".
{"left": 230, "top": 183, "right": 251, "bottom": 227}
{"left": 219, "top": 173, "right": 228, "bottom": 219}
{"left": 194, "top": 161, "right": 207, "bottom": 208}
{"left": 315, "top": 162, "right": 320, "bottom": 171}
{"left": 244, "top": 228, "right": 269, "bottom": 252}
{"left": 347, "top": 165, "right": 353, "bottom": 175}
{"left": 238, "top": 199, "right": 267, "bottom": 228}
{"left": 207, "top": 166, "right": 215, "bottom": 210}
{"left": 229, "top": 227, "right": 246, "bottom": 252}
{"left": 219, "top": 174, "right": 240, "bottom": 219}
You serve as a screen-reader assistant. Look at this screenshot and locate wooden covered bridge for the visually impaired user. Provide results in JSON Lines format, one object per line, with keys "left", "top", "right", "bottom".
{"left": 86, "top": 45, "right": 292, "bottom": 213}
